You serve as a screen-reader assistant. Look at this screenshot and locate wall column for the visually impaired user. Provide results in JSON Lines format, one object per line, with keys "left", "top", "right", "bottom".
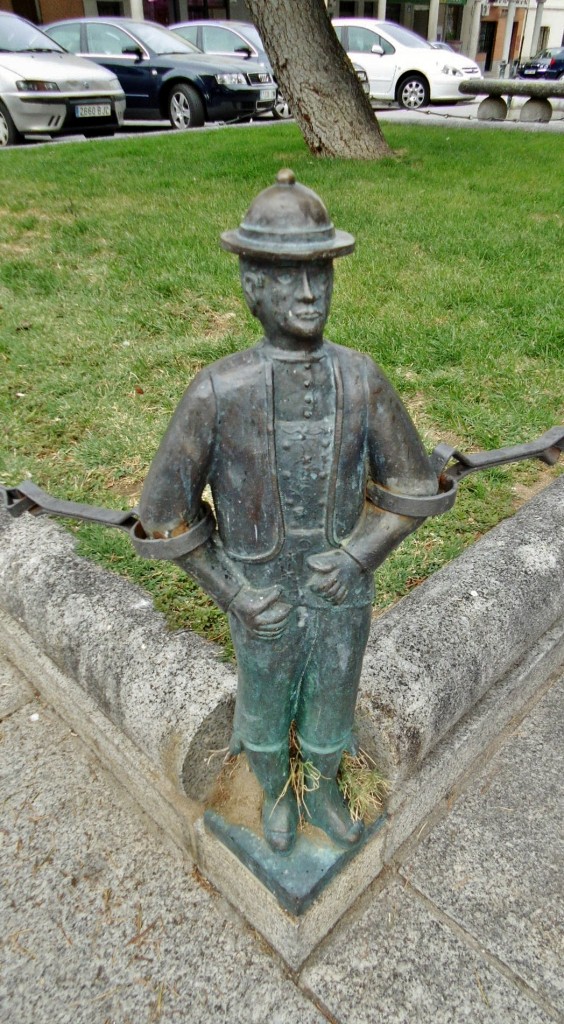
{"left": 128, "top": 0, "right": 145, "bottom": 19}
{"left": 529, "top": 0, "right": 546, "bottom": 57}
{"left": 427, "top": 0, "right": 440, "bottom": 40}
{"left": 501, "top": 0, "right": 516, "bottom": 62}
{"left": 467, "top": 0, "right": 482, "bottom": 60}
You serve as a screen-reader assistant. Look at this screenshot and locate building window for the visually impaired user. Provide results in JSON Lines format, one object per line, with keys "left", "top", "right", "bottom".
{"left": 97, "top": 1, "right": 124, "bottom": 14}
{"left": 538, "top": 26, "right": 550, "bottom": 51}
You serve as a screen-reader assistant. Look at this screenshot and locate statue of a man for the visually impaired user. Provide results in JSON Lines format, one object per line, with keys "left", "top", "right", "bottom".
{"left": 137, "top": 170, "right": 437, "bottom": 855}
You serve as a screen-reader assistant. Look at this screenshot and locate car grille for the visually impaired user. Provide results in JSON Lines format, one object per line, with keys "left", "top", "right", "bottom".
{"left": 62, "top": 78, "right": 117, "bottom": 92}
{"left": 247, "top": 72, "right": 272, "bottom": 85}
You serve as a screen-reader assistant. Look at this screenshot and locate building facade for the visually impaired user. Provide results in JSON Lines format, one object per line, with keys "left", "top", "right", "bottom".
{"left": 1, "top": 0, "right": 562, "bottom": 66}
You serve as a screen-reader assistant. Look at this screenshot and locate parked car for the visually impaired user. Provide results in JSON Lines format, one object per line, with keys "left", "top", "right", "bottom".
{"left": 171, "top": 19, "right": 369, "bottom": 120}
{"left": 332, "top": 18, "right": 482, "bottom": 109}
{"left": 170, "top": 19, "right": 289, "bottom": 119}
{"left": 517, "top": 47, "right": 564, "bottom": 80}
{"left": 44, "top": 18, "right": 276, "bottom": 129}
{"left": 0, "top": 12, "right": 125, "bottom": 146}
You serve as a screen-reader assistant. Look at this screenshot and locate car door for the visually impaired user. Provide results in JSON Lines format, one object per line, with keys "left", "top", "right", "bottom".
{"left": 83, "top": 22, "right": 155, "bottom": 113}
{"left": 338, "top": 24, "right": 397, "bottom": 98}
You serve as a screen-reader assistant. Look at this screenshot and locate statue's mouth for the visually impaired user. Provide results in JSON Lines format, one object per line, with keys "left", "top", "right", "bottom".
{"left": 292, "top": 308, "right": 322, "bottom": 320}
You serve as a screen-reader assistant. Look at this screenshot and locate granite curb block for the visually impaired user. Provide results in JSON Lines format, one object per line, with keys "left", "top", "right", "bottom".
{"left": 0, "top": 476, "right": 563, "bottom": 797}
{"left": 0, "top": 507, "right": 237, "bottom": 803}
{"left": 358, "top": 475, "right": 564, "bottom": 780}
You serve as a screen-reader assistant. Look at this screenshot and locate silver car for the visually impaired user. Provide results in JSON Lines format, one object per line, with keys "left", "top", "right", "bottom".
{"left": 0, "top": 12, "right": 125, "bottom": 146}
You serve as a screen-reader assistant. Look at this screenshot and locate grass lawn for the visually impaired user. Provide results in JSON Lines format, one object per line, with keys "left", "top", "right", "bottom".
{"left": 0, "top": 122, "right": 562, "bottom": 648}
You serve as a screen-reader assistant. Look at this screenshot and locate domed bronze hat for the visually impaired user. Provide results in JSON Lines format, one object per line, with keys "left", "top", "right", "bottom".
{"left": 220, "top": 169, "right": 355, "bottom": 262}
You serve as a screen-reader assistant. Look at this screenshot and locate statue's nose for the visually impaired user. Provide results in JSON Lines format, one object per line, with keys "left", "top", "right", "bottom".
{"left": 297, "top": 268, "right": 314, "bottom": 301}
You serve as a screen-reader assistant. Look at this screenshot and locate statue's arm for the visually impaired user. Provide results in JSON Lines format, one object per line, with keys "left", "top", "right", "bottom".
{"left": 137, "top": 372, "right": 246, "bottom": 611}
{"left": 341, "top": 361, "right": 437, "bottom": 573}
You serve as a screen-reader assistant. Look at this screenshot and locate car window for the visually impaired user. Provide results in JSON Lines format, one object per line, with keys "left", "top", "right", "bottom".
{"left": 347, "top": 26, "right": 394, "bottom": 55}
{"left": 174, "top": 24, "right": 197, "bottom": 45}
{"left": 333, "top": 25, "right": 344, "bottom": 43}
{"left": 0, "top": 13, "right": 64, "bottom": 53}
{"left": 86, "top": 23, "right": 133, "bottom": 55}
{"left": 46, "top": 24, "right": 82, "bottom": 53}
{"left": 127, "top": 21, "right": 197, "bottom": 54}
{"left": 202, "top": 25, "right": 253, "bottom": 54}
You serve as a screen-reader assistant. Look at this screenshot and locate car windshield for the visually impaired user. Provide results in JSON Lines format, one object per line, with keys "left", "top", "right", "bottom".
{"left": 380, "top": 23, "right": 432, "bottom": 49}
{"left": 0, "top": 13, "right": 64, "bottom": 53}
{"left": 536, "top": 47, "right": 564, "bottom": 59}
{"left": 124, "top": 21, "right": 201, "bottom": 55}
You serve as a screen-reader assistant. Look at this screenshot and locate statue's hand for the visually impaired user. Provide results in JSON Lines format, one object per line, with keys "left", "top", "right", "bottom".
{"left": 307, "top": 549, "right": 363, "bottom": 606}
{"left": 229, "top": 585, "right": 292, "bottom": 640}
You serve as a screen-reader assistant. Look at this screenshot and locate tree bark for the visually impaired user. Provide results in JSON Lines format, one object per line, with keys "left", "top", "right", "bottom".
{"left": 245, "top": 0, "right": 392, "bottom": 160}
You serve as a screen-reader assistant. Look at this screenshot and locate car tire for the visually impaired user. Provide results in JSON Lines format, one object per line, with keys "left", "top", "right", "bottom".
{"left": 168, "top": 83, "right": 205, "bottom": 130}
{"left": 0, "top": 101, "right": 23, "bottom": 147}
{"left": 396, "top": 74, "right": 430, "bottom": 110}
{"left": 272, "top": 90, "right": 291, "bottom": 120}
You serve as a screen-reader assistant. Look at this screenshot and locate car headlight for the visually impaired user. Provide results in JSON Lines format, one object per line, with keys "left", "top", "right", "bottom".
{"left": 215, "top": 72, "right": 247, "bottom": 86}
{"left": 441, "top": 65, "right": 464, "bottom": 77}
{"left": 16, "top": 80, "right": 60, "bottom": 92}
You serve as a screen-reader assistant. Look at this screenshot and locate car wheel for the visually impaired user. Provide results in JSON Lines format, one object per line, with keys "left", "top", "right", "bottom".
{"left": 0, "top": 101, "right": 23, "bottom": 147}
{"left": 396, "top": 74, "right": 430, "bottom": 110}
{"left": 168, "top": 83, "right": 205, "bottom": 130}
{"left": 272, "top": 90, "right": 291, "bottom": 120}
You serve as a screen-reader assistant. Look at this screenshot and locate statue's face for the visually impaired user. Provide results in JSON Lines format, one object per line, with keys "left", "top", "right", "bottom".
{"left": 241, "top": 259, "right": 333, "bottom": 345}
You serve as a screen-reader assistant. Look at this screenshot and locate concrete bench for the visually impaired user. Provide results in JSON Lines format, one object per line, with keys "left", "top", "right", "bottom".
{"left": 459, "top": 77, "right": 564, "bottom": 121}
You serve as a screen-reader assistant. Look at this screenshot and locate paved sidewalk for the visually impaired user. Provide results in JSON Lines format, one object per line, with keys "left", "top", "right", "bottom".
{"left": 1, "top": 647, "right": 562, "bottom": 1023}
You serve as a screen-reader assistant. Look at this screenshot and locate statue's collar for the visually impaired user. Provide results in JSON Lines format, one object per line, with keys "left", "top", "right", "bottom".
{"left": 259, "top": 339, "right": 327, "bottom": 363}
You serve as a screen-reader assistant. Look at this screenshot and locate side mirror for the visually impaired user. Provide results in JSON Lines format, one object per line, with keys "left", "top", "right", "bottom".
{"left": 234, "top": 45, "right": 253, "bottom": 58}
{"left": 371, "top": 44, "right": 384, "bottom": 56}
{"left": 122, "top": 44, "right": 144, "bottom": 60}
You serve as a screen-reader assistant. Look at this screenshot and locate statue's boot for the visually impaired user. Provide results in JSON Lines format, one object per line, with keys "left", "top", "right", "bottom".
{"left": 245, "top": 747, "right": 299, "bottom": 855}
{"left": 301, "top": 747, "right": 364, "bottom": 848}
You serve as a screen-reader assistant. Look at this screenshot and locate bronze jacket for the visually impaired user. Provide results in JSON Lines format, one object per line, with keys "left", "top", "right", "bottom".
{"left": 139, "top": 340, "right": 436, "bottom": 565}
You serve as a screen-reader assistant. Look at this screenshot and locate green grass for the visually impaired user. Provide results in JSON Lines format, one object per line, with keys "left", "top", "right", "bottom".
{"left": 1, "top": 123, "right": 562, "bottom": 647}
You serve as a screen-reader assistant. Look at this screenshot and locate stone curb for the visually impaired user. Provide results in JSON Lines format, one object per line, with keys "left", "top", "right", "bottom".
{"left": 0, "top": 475, "right": 562, "bottom": 797}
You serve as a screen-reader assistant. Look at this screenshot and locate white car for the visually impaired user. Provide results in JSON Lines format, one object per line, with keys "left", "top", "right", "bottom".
{"left": 0, "top": 12, "right": 125, "bottom": 146}
{"left": 333, "top": 19, "right": 481, "bottom": 109}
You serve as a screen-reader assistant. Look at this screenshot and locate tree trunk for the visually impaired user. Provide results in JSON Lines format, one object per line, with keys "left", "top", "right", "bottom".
{"left": 245, "top": 0, "right": 392, "bottom": 160}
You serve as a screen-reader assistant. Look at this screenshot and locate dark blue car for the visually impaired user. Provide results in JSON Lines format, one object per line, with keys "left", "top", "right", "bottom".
{"left": 44, "top": 18, "right": 276, "bottom": 129}
{"left": 518, "top": 46, "right": 564, "bottom": 81}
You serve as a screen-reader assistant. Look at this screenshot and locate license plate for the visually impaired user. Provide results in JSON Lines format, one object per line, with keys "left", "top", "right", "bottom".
{"left": 260, "top": 89, "right": 276, "bottom": 101}
{"left": 523, "top": 69, "right": 537, "bottom": 75}
{"left": 75, "top": 104, "right": 111, "bottom": 118}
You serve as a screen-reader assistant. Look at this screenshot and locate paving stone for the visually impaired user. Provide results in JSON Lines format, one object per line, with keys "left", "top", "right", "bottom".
{"left": 402, "top": 681, "right": 564, "bottom": 1017}
{"left": 0, "top": 699, "right": 70, "bottom": 794}
{"left": 302, "top": 880, "right": 555, "bottom": 1024}
{"left": 0, "top": 669, "right": 326, "bottom": 1024}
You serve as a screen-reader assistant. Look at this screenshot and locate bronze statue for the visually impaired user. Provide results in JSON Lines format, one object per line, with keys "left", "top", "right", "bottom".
{"left": 1, "top": 171, "right": 562, "bottom": 859}
{"left": 136, "top": 169, "right": 437, "bottom": 854}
